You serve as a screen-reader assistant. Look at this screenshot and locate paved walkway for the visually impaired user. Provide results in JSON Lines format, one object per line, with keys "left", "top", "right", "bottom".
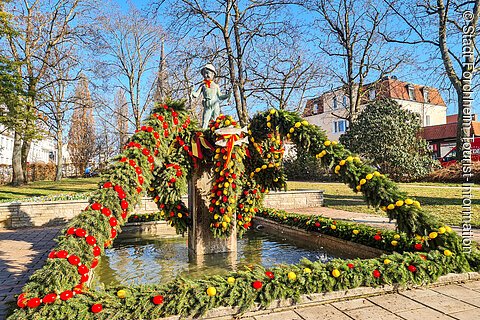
{"left": 0, "top": 226, "right": 60, "bottom": 319}
{"left": 239, "top": 281, "right": 480, "bottom": 320}
{"left": 1, "top": 213, "right": 480, "bottom": 320}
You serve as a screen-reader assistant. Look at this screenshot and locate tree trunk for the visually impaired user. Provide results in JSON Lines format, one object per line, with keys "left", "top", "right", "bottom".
{"left": 455, "top": 89, "right": 465, "bottom": 161}
{"left": 21, "top": 139, "right": 31, "bottom": 183}
{"left": 232, "top": 6, "right": 249, "bottom": 124}
{"left": 11, "top": 132, "right": 25, "bottom": 186}
{"left": 55, "top": 126, "right": 63, "bottom": 181}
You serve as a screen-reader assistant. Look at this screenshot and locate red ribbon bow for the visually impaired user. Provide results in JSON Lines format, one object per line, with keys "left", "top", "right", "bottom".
{"left": 204, "top": 80, "right": 212, "bottom": 88}
{"left": 222, "top": 134, "right": 239, "bottom": 169}
{"left": 192, "top": 132, "right": 214, "bottom": 159}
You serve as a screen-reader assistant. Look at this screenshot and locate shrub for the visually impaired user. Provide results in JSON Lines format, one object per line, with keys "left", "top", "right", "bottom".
{"left": 340, "top": 99, "right": 437, "bottom": 181}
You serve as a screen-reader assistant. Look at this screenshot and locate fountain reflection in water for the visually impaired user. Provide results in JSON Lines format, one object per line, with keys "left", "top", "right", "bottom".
{"left": 93, "top": 230, "right": 342, "bottom": 287}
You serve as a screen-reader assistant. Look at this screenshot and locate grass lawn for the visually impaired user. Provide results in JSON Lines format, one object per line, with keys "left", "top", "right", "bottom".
{"left": 0, "top": 177, "right": 101, "bottom": 201}
{"left": 288, "top": 181, "right": 480, "bottom": 228}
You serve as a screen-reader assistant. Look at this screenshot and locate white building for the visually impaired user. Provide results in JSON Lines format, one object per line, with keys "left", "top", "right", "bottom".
{"left": 303, "top": 77, "right": 447, "bottom": 141}
{"left": 0, "top": 124, "right": 57, "bottom": 165}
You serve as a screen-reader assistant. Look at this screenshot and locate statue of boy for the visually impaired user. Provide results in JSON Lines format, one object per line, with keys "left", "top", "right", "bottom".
{"left": 191, "top": 63, "right": 232, "bottom": 128}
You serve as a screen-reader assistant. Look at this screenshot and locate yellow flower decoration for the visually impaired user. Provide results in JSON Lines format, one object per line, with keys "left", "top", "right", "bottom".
{"left": 206, "top": 287, "right": 217, "bottom": 296}
{"left": 117, "top": 290, "right": 127, "bottom": 299}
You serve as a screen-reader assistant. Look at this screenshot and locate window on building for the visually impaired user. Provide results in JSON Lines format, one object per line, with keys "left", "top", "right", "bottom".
{"left": 407, "top": 85, "right": 415, "bottom": 101}
{"left": 332, "top": 96, "right": 338, "bottom": 110}
{"left": 425, "top": 115, "right": 431, "bottom": 126}
{"left": 315, "top": 102, "right": 324, "bottom": 114}
{"left": 423, "top": 88, "right": 429, "bottom": 103}
{"left": 333, "top": 120, "right": 348, "bottom": 133}
{"left": 369, "top": 89, "right": 376, "bottom": 100}
{"left": 342, "top": 95, "right": 348, "bottom": 107}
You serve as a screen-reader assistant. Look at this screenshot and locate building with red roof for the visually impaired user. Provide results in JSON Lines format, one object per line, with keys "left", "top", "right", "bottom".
{"left": 303, "top": 77, "right": 448, "bottom": 141}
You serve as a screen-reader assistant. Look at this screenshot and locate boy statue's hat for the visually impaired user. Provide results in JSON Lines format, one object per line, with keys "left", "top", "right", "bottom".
{"left": 201, "top": 63, "right": 217, "bottom": 75}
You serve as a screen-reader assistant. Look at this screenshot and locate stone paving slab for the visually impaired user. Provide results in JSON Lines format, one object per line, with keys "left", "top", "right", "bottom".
{"left": 432, "top": 284, "right": 480, "bottom": 307}
{"left": 294, "top": 304, "right": 353, "bottom": 320}
{"left": 395, "top": 307, "right": 456, "bottom": 320}
{"left": 449, "top": 308, "right": 480, "bottom": 320}
{"left": 344, "top": 305, "right": 404, "bottom": 320}
{"left": 254, "top": 310, "right": 303, "bottom": 320}
{"left": 399, "top": 289, "right": 477, "bottom": 315}
{"left": 367, "top": 293, "right": 425, "bottom": 313}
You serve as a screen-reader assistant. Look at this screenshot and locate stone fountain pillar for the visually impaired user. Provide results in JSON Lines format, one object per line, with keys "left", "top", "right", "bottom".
{"left": 187, "top": 169, "right": 237, "bottom": 263}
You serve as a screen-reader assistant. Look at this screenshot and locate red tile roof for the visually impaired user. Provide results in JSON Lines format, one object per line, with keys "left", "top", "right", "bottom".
{"left": 366, "top": 79, "right": 446, "bottom": 106}
{"left": 421, "top": 123, "right": 457, "bottom": 141}
{"left": 304, "top": 78, "right": 447, "bottom": 117}
{"left": 421, "top": 121, "right": 480, "bottom": 141}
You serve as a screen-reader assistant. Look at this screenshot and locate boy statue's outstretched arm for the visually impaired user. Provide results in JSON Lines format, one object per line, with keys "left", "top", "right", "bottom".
{"left": 218, "top": 88, "right": 232, "bottom": 101}
{"left": 191, "top": 86, "right": 202, "bottom": 99}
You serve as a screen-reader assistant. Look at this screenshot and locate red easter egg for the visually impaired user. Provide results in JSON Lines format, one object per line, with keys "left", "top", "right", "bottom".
{"left": 93, "top": 246, "right": 101, "bottom": 257}
{"left": 56, "top": 250, "right": 68, "bottom": 259}
{"left": 109, "top": 217, "right": 118, "bottom": 227}
{"left": 91, "top": 303, "right": 102, "bottom": 313}
{"left": 252, "top": 281, "right": 263, "bottom": 290}
{"left": 152, "top": 295, "right": 164, "bottom": 305}
{"left": 27, "top": 298, "right": 41, "bottom": 308}
{"left": 68, "top": 255, "right": 80, "bottom": 265}
{"left": 86, "top": 235, "right": 97, "bottom": 245}
{"left": 17, "top": 293, "right": 26, "bottom": 308}
{"left": 78, "top": 264, "right": 89, "bottom": 275}
{"left": 75, "top": 228, "right": 86, "bottom": 237}
{"left": 42, "top": 293, "right": 57, "bottom": 304}
{"left": 60, "top": 290, "right": 73, "bottom": 301}
{"left": 91, "top": 202, "right": 101, "bottom": 210}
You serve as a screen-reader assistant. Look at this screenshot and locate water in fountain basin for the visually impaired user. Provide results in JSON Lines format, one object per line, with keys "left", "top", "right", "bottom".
{"left": 93, "top": 229, "right": 345, "bottom": 287}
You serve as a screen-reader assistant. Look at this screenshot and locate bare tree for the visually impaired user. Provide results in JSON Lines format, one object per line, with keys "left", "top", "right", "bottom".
{"left": 39, "top": 44, "right": 80, "bottom": 181}
{"left": 157, "top": 0, "right": 303, "bottom": 125}
{"left": 247, "top": 37, "right": 324, "bottom": 110}
{"left": 1, "top": 0, "right": 82, "bottom": 185}
{"left": 90, "top": 2, "right": 163, "bottom": 129}
{"left": 382, "top": 0, "right": 480, "bottom": 160}
{"left": 307, "top": 0, "right": 404, "bottom": 122}
{"left": 68, "top": 75, "right": 96, "bottom": 176}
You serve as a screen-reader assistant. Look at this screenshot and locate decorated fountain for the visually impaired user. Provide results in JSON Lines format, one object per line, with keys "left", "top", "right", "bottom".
{"left": 8, "top": 66, "right": 480, "bottom": 319}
